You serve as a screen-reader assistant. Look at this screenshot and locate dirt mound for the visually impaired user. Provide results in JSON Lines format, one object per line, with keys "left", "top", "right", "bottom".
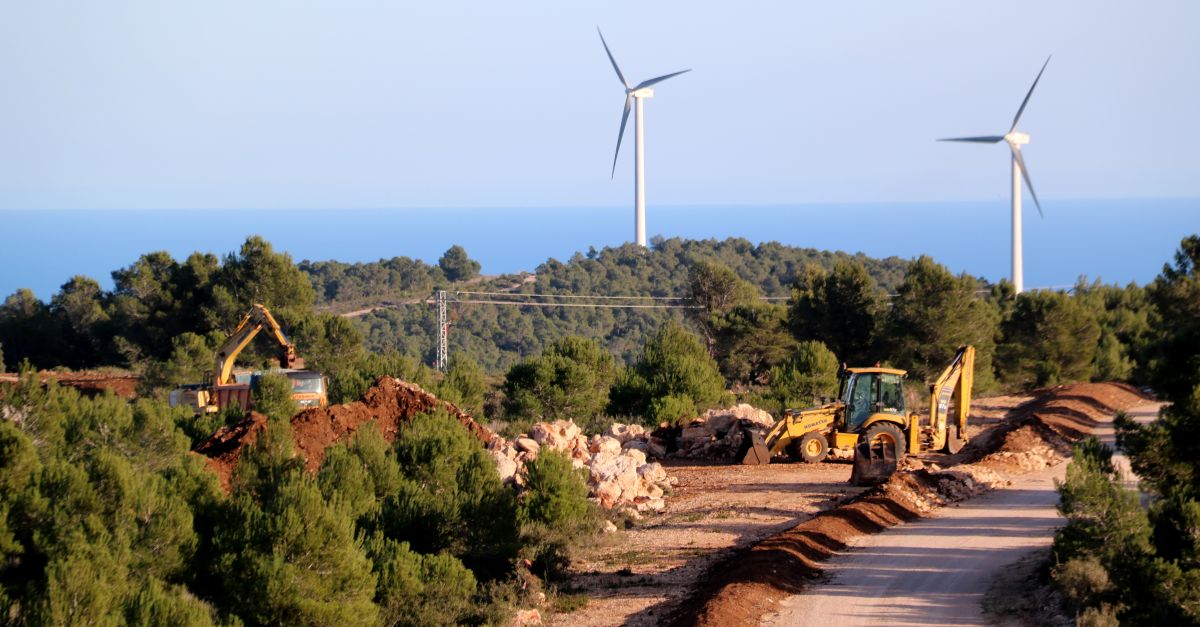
{"left": 664, "top": 382, "right": 1149, "bottom": 627}
{"left": 0, "top": 371, "right": 140, "bottom": 399}
{"left": 194, "top": 376, "right": 497, "bottom": 492}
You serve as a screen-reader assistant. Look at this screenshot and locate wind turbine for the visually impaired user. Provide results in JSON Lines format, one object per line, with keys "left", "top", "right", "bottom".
{"left": 598, "top": 28, "right": 690, "bottom": 248}
{"left": 940, "top": 56, "right": 1051, "bottom": 295}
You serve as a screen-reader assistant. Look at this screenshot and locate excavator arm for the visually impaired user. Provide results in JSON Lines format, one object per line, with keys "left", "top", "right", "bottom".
{"left": 926, "top": 345, "right": 974, "bottom": 453}
{"left": 213, "top": 304, "right": 298, "bottom": 386}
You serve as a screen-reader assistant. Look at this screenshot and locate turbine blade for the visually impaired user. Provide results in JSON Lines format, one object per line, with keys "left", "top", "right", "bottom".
{"left": 1010, "top": 144, "right": 1043, "bottom": 218}
{"left": 1010, "top": 55, "right": 1051, "bottom": 132}
{"left": 611, "top": 94, "right": 632, "bottom": 179}
{"left": 635, "top": 69, "right": 691, "bottom": 90}
{"left": 597, "top": 28, "right": 630, "bottom": 89}
{"left": 937, "top": 135, "right": 1005, "bottom": 143}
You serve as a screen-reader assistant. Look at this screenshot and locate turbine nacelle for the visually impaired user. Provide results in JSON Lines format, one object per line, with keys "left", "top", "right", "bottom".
{"left": 1005, "top": 131, "right": 1030, "bottom": 146}
{"left": 629, "top": 87, "right": 655, "bottom": 99}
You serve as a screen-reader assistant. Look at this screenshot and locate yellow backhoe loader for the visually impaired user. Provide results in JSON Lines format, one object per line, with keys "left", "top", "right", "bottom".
{"left": 740, "top": 346, "right": 974, "bottom": 482}
{"left": 169, "top": 304, "right": 328, "bottom": 413}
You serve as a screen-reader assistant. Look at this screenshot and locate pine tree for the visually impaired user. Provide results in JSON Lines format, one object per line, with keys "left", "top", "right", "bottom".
{"left": 608, "top": 321, "right": 729, "bottom": 422}
{"left": 789, "top": 261, "right": 882, "bottom": 366}
{"left": 883, "top": 256, "right": 999, "bottom": 387}
{"left": 215, "top": 418, "right": 378, "bottom": 625}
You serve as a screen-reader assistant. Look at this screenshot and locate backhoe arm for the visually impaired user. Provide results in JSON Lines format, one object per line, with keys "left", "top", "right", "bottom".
{"left": 927, "top": 345, "right": 974, "bottom": 452}
{"left": 213, "top": 304, "right": 297, "bottom": 385}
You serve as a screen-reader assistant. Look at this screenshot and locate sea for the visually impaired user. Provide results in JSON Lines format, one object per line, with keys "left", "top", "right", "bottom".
{"left": 1, "top": 198, "right": 1196, "bottom": 299}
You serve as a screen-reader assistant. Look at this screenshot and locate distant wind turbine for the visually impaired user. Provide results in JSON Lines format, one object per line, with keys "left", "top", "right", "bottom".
{"left": 940, "top": 56, "right": 1051, "bottom": 295}
{"left": 598, "top": 27, "right": 690, "bottom": 248}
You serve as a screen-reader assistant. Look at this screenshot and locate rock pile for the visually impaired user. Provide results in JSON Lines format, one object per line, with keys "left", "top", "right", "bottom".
{"left": 673, "top": 404, "right": 776, "bottom": 460}
{"left": 490, "top": 419, "right": 675, "bottom": 512}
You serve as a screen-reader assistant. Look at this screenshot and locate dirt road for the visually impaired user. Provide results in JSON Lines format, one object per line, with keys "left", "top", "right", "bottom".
{"left": 764, "top": 401, "right": 1161, "bottom": 626}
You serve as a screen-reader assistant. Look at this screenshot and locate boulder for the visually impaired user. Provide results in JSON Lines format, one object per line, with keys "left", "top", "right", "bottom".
{"left": 607, "top": 422, "right": 646, "bottom": 443}
{"left": 703, "top": 413, "right": 738, "bottom": 435}
{"left": 514, "top": 437, "right": 540, "bottom": 456}
{"left": 491, "top": 449, "right": 518, "bottom": 484}
{"left": 589, "top": 452, "right": 641, "bottom": 502}
{"left": 589, "top": 436, "right": 622, "bottom": 455}
{"left": 680, "top": 425, "right": 715, "bottom": 442}
{"left": 637, "top": 462, "right": 668, "bottom": 484}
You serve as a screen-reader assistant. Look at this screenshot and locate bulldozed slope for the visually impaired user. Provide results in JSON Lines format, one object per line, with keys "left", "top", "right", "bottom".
{"left": 193, "top": 376, "right": 497, "bottom": 492}
{"left": 666, "top": 382, "right": 1150, "bottom": 627}
{"left": 0, "top": 370, "right": 140, "bottom": 399}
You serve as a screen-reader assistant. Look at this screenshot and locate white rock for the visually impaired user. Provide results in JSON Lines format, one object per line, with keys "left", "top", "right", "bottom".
{"left": 603, "top": 520, "right": 619, "bottom": 533}
{"left": 490, "top": 449, "right": 518, "bottom": 484}
{"left": 594, "top": 436, "right": 621, "bottom": 455}
{"left": 514, "top": 437, "right": 540, "bottom": 456}
{"left": 637, "top": 462, "right": 668, "bottom": 484}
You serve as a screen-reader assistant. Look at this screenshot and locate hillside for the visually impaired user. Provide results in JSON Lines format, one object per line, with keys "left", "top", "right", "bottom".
{"left": 316, "top": 238, "right": 914, "bottom": 372}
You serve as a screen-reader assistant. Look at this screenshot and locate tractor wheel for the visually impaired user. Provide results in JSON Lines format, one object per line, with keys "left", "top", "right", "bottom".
{"left": 797, "top": 432, "right": 829, "bottom": 463}
{"left": 863, "top": 422, "right": 907, "bottom": 460}
{"left": 944, "top": 425, "right": 966, "bottom": 454}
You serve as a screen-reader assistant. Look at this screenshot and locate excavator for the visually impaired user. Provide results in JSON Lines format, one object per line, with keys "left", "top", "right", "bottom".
{"left": 169, "top": 304, "right": 328, "bottom": 413}
{"left": 740, "top": 346, "right": 974, "bottom": 484}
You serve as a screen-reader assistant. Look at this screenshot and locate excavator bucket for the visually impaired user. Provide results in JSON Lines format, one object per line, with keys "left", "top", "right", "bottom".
{"left": 850, "top": 439, "right": 897, "bottom": 486}
{"left": 737, "top": 428, "right": 772, "bottom": 465}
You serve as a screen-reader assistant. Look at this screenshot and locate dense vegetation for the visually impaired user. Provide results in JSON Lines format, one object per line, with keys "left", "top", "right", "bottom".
{"left": 0, "top": 232, "right": 1194, "bottom": 624}
{"left": 344, "top": 238, "right": 911, "bottom": 371}
{"left": 1049, "top": 235, "right": 1200, "bottom": 625}
{"left": 0, "top": 234, "right": 1169, "bottom": 426}
{"left": 0, "top": 371, "right": 596, "bottom": 625}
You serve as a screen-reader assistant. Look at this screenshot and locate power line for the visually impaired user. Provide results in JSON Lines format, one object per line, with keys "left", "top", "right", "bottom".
{"left": 450, "top": 298, "right": 701, "bottom": 309}
{"left": 452, "top": 290, "right": 688, "bottom": 301}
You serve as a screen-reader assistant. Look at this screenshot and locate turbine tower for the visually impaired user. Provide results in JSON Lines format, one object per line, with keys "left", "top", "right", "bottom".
{"left": 598, "top": 28, "right": 690, "bottom": 247}
{"left": 940, "top": 56, "right": 1051, "bottom": 295}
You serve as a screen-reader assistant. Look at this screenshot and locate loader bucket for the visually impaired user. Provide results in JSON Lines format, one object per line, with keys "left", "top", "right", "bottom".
{"left": 850, "top": 439, "right": 897, "bottom": 486}
{"left": 737, "top": 428, "right": 772, "bottom": 465}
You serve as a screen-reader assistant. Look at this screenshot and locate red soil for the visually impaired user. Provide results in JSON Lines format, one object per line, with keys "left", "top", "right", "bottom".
{"left": 0, "top": 371, "right": 140, "bottom": 399}
{"left": 193, "top": 376, "right": 497, "bottom": 492}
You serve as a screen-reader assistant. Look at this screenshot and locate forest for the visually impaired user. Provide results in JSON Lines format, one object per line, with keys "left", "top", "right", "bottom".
{"left": 0, "top": 233, "right": 1195, "bottom": 625}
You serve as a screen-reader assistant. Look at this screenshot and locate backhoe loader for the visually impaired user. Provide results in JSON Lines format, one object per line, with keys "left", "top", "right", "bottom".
{"left": 169, "top": 304, "right": 328, "bottom": 413}
{"left": 740, "top": 346, "right": 974, "bottom": 483}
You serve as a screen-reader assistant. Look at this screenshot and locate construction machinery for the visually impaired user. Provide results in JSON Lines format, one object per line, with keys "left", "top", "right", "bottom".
{"left": 740, "top": 346, "right": 975, "bottom": 482}
{"left": 169, "top": 304, "right": 328, "bottom": 413}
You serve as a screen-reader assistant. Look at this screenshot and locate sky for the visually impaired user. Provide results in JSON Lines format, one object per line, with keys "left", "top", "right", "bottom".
{"left": 1, "top": 1, "right": 1198, "bottom": 210}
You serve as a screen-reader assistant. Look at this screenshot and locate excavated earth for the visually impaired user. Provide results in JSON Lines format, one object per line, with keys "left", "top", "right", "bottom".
{"left": 547, "top": 384, "right": 1148, "bottom": 626}
{"left": 193, "top": 376, "right": 496, "bottom": 492}
{"left": 0, "top": 370, "right": 140, "bottom": 399}
{"left": 663, "top": 382, "right": 1149, "bottom": 627}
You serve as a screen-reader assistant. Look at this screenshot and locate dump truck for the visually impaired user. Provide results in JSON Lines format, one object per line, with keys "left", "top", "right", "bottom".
{"left": 740, "top": 346, "right": 974, "bottom": 482}
{"left": 169, "top": 304, "right": 328, "bottom": 413}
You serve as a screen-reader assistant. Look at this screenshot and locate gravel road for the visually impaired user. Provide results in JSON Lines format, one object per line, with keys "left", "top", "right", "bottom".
{"left": 764, "top": 402, "right": 1162, "bottom": 626}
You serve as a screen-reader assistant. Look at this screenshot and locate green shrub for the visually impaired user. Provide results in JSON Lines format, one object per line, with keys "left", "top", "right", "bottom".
{"left": 503, "top": 336, "right": 616, "bottom": 426}
{"left": 646, "top": 395, "right": 697, "bottom": 426}
{"left": 520, "top": 450, "right": 595, "bottom": 532}
{"left": 767, "top": 340, "right": 840, "bottom": 413}
{"left": 367, "top": 535, "right": 477, "bottom": 627}
{"left": 518, "top": 451, "right": 597, "bottom": 581}
{"left": 1053, "top": 557, "right": 1111, "bottom": 609}
{"left": 384, "top": 408, "right": 520, "bottom": 580}
{"left": 251, "top": 372, "right": 298, "bottom": 421}
{"left": 609, "top": 321, "right": 729, "bottom": 423}
{"left": 438, "top": 357, "right": 486, "bottom": 418}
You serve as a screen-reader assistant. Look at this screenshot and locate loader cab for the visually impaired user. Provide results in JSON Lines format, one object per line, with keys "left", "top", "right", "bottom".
{"left": 839, "top": 368, "right": 908, "bottom": 432}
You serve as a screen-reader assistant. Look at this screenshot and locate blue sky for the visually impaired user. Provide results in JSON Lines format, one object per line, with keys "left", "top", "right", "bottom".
{"left": 1, "top": 1, "right": 1197, "bottom": 210}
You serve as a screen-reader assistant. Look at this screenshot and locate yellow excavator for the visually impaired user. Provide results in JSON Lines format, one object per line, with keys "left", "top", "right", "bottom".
{"left": 169, "top": 304, "right": 328, "bottom": 413}
{"left": 740, "top": 346, "right": 974, "bottom": 482}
